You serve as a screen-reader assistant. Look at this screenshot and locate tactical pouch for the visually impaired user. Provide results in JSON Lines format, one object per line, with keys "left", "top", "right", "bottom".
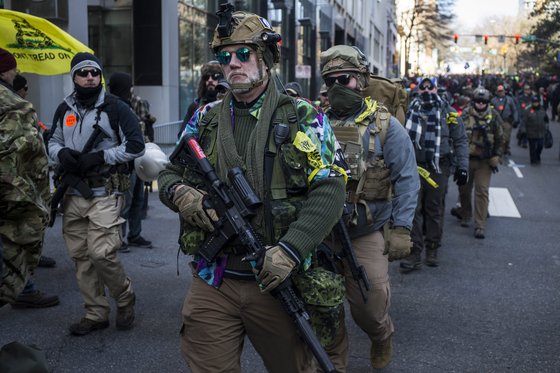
{"left": 333, "top": 126, "right": 367, "bottom": 180}
{"left": 292, "top": 266, "right": 345, "bottom": 347}
{"left": 361, "top": 161, "right": 392, "bottom": 201}
{"left": 270, "top": 199, "right": 304, "bottom": 242}
{"left": 104, "top": 172, "right": 130, "bottom": 194}
{"left": 280, "top": 143, "right": 308, "bottom": 195}
{"left": 179, "top": 227, "right": 207, "bottom": 255}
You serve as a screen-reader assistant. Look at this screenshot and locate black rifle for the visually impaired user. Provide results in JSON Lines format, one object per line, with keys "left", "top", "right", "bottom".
{"left": 49, "top": 124, "right": 110, "bottom": 227}
{"left": 333, "top": 213, "right": 370, "bottom": 304}
{"left": 170, "top": 136, "right": 337, "bottom": 373}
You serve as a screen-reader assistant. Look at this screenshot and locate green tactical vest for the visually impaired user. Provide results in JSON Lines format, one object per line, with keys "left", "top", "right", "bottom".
{"left": 463, "top": 107, "right": 498, "bottom": 158}
{"left": 328, "top": 98, "right": 392, "bottom": 226}
{"left": 179, "top": 94, "right": 310, "bottom": 255}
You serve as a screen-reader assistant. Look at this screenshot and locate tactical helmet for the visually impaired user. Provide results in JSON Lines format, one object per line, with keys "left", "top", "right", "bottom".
{"left": 320, "top": 45, "right": 370, "bottom": 90}
{"left": 134, "top": 143, "right": 169, "bottom": 182}
{"left": 473, "top": 87, "right": 490, "bottom": 103}
{"left": 211, "top": 5, "right": 281, "bottom": 69}
{"left": 320, "top": 45, "right": 369, "bottom": 76}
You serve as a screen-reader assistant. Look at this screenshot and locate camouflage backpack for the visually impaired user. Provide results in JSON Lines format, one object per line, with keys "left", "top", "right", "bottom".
{"left": 364, "top": 74, "right": 408, "bottom": 125}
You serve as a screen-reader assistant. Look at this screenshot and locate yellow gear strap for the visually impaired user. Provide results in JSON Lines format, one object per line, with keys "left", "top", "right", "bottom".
{"left": 417, "top": 166, "right": 438, "bottom": 188}
{"left": 293, "top": 131, "right": 348, "bottom": 184}
{"left": 355, "top": 97, "right": 378, "bottom": 125}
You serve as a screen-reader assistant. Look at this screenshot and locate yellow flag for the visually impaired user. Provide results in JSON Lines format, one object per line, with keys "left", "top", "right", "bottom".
{"left": 0, "top": 9, "right": 94, "bottom": 75}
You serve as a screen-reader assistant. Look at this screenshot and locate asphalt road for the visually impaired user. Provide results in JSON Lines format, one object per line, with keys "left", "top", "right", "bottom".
{"left": 1, "top": 120, "right": 560, "bottom": 373}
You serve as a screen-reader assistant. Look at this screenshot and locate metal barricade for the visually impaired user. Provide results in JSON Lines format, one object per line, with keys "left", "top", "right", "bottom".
{"left": 153, "top": 120, "right": 182, "bottom": 155}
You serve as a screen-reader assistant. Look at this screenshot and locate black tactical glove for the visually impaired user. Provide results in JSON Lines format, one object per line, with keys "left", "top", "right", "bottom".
{"left": 58, "top": 148, "right": 81, "bottom": 174}
{"left": 79, "top": 151, "right": 105, "bottom": 171}
{"left": 454, "top": 169, "right": 468, "bottom": 186}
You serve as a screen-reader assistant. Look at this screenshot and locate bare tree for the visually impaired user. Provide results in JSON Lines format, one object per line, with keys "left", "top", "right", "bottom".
{"left": 399, "top": 0, "right": 456, "bottom": 76}
{"left": 518, "top": 0, "right": 560, "bottom": 73}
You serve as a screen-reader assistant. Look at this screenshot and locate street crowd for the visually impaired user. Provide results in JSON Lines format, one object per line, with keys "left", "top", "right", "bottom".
{"left": 1, "top": 6, "right": 558, "bottom": 373}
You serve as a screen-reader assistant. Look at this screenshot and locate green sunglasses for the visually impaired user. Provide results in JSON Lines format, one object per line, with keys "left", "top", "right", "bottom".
{"left": 216, "top": 47, "right": 252, "bottom": 65}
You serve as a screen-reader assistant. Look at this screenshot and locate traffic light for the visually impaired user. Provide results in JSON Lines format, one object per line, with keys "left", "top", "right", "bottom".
{"left": 515, "top": 34, "right": 520, "bottom": 44}
{"left": 484, "top": 35, "right": 488, "bottom": 45}
{"left": 454, "top": 33, "right": 458, "bottom": 44}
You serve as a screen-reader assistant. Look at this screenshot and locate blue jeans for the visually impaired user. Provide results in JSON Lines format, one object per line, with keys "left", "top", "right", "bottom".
{"left": 121, "top": 171, "right": 145, "bottom": 240}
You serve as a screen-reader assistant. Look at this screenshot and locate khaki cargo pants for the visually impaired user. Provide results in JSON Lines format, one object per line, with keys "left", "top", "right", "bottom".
{"left": 181, "top": 275, "right": 315, "bottom": 373}
{"left": 458, "top": 158, "right": 493, "bottom": 230}
{"left": 62, "top": 194, "right": 135, "bottom": 322}
{"left": 323, "top": 230, "right": 394, "bottom": 372}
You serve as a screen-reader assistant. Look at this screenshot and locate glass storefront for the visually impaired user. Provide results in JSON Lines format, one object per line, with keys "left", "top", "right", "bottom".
{"left": 88, "top": 7, "right": 133, "bottom": 78}
{"left": 178, "top": 1, "right": 218, "bottom": 120}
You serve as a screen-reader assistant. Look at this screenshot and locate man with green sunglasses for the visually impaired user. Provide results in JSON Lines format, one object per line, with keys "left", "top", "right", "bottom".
{"left": 159, "top": 6, "right": 349, "bottom": 373}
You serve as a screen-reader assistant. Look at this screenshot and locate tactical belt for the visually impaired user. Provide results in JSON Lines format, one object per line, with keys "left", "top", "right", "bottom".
{"left": 85, "top": 176, "right": 107, "bottom": 188}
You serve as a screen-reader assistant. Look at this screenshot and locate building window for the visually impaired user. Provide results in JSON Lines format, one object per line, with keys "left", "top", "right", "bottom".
{"left": 178, "top": 1, "right": 216, "bottom": 119}
{"left": 88, "top": 7, "right": 132, "bottom": 77}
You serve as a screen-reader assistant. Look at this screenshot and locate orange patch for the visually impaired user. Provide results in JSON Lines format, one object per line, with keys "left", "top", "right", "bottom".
{"left": 66, "top": 114, "right": 77, "bottom": 127}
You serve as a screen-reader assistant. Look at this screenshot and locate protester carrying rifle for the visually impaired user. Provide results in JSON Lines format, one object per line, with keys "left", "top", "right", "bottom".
{"left": 320, "top": 45, "right": 419, "bottom": 369}
{"left": 158, "top": 6, "right": 347, "bottom": 373}
{"left": 48, "top": 53, "right": 144, "bottom": 335}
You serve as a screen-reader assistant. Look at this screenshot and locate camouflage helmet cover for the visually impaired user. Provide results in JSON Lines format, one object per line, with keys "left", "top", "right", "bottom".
{"left": 211, "top": 11, "right": 280, "bottom": 68}
{"left": 320, "top": 45, "right": 369, "bottom": 77}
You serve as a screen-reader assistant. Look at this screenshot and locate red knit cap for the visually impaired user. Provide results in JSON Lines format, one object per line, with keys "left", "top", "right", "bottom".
{"left": 0, "top": 48, "right": 17, "bottom": 74}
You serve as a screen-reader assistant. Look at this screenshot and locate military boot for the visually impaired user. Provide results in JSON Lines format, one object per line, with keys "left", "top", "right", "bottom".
{"left": 400, "top": 249, "right": 422, "bottom": 273}
{"left": 425, "top": 242, "right": 439, "bottom": 267}
{"left": 371, "top": 334, "right": 393, "bottom": 369}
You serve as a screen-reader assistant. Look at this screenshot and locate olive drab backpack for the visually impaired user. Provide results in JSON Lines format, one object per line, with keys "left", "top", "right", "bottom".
{"left": 363, "top": 74, "right": 408, "bottom": 125}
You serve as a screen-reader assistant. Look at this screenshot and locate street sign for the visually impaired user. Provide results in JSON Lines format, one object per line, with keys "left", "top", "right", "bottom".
{"left": 295, "top": 64, "right": 311, "bottom": 79}
{"left": 464, "top": 62, "right": 470, "bottom": 70}
{"left": 498, "top": 35, "right": 506, "bottom": 43}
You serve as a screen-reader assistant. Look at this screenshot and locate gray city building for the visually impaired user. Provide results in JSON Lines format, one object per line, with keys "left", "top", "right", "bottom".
{"left": 2, "top": 0, "right": 398, "bottom": 129}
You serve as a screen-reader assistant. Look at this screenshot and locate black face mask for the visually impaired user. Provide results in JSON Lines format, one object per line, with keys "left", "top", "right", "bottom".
{"left": 420, "top": 92, "right": 438, "bottom": 108}
{"left": 75, "top": 84, "right": 102, "bottom": 108}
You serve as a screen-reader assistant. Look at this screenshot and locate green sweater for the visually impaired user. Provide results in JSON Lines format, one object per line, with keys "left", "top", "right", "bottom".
{"left": 159, "top": 104, "right": 345, "bottom": 271}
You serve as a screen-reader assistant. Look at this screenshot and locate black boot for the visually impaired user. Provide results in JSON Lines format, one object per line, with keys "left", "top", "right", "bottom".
{"left": 400, "top": 249, "right": 422, "bottom": 273}
{"left": 425, "top": 242, "right": 439, "bottom": 267}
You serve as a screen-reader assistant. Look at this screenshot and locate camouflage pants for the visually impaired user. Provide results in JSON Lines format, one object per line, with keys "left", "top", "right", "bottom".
{"left": 181, "top": 275, "right": 315, "bottom": 373}
{"left": 0, "top": 228, "right": 43, "bottom": 305}
{"left": 324, "top": 230, "right": 394, "bottom": 372}
{"left": 62, "top": 194, "right": 134, "bottom": 322}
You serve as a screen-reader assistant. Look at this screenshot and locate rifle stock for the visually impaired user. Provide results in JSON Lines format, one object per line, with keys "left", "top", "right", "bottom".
{"left": 173, "top": 136, "right": 337, "bottom": 373}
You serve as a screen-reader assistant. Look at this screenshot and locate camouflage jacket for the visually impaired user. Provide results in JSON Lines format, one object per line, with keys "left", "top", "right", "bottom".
{"left": 0, "top": 80, "right": 50, "bottom": 303}
{"left": 0, "top": 81, "right": 51, "bottom": 227}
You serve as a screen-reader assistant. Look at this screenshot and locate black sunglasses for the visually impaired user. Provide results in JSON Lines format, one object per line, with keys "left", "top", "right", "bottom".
{"left": 216, "top": 47, "right": 252, "bottom": 65}
{"left": 474, "top": 100, "right": 487, "bottom": 105}
{"left": 419, "top": 84, "right": 434, "bottom": 91}
{"left": 320, "top": 93, "right": 328, "bottom": 97}
{"left": 76, "top": 68, "right": 101, "bottom": 78}
{"left": 204, "top": 73, "right": 223, "bottom": 81}
{"left": 324, "top": 74, "right": 352, "bottom": 88}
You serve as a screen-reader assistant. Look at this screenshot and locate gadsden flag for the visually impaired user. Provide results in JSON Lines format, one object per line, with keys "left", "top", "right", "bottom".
{"left": 0, "top": 9, "right": 94, "bottom": 75}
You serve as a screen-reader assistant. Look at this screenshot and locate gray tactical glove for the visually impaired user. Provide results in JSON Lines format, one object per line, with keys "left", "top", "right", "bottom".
{"left": 384, "top": 227, "right": 412, "bottom": 262}
{"left": 172, "top": 184, "right": 218, "bottom": 232}
{"left": 253, "top": 245, "right": 296, "bottom": 294}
